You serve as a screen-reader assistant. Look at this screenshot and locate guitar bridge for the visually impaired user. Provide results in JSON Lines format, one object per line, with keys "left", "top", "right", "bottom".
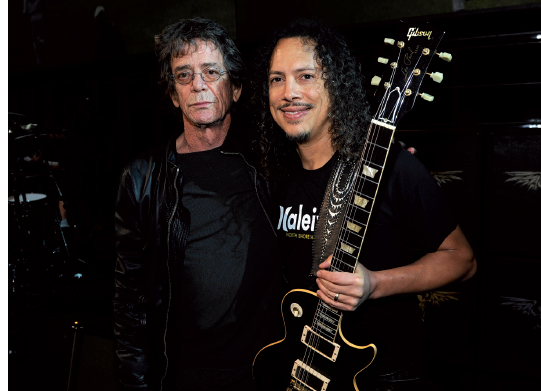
{"left": 291, "top": 360, "right": 330, "bottom": 391}
{"left": 301, "top": 325, "right": 340, "bottom": 362}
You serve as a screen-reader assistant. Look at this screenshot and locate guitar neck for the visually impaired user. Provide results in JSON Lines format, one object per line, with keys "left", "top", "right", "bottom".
{"left": 329, "top": 119, "right": 396, "bottom": 274}
{"left": 311, "top": 119, "right": 396, "bottom": 339}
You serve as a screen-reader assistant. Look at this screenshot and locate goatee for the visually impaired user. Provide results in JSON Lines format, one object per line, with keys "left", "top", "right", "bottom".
{"left": 286, "top": 130, "right": 310, "bottom": 144}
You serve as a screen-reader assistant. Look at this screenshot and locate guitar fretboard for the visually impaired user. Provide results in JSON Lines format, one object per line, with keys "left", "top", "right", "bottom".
{"left": 311, "top": 119, "right": 396, "bottom": 340}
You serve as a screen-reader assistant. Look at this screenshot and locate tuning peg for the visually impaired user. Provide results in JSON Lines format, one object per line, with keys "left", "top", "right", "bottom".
{"left": 437, "top": 52, "right": 452, "bottom": 62}
{"left": 371, "top": 76, "right": 382, "bottom": 86}
{"left": 419, "top": 93, "right": 434, "bottom": 102}
{"left": 427, "top": 72, "right": 443, "bottom": 83}
{"left": 378, "top": 57, "right": 389, "bottom": 64}
{"left": 384, "top": 38, "right": 395, "bottom": 45}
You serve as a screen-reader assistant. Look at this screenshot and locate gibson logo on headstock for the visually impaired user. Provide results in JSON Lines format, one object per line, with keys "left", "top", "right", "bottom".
{"left": 407, "top": 27, "right": 432, "bottom": 40}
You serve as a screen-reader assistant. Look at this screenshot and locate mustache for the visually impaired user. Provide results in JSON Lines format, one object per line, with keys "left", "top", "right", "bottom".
{"left": 277, "top": 102, "right": 316, "bottom": 111}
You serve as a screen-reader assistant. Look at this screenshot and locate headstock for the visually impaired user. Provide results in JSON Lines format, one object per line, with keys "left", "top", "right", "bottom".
{"left": 370, "top": 24, "right": 450, "bottom": 126}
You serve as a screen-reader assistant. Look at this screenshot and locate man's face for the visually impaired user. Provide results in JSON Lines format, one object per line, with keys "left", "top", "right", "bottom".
{"left": 170, "top": 39, "right": 241, "bottom": 127}
{"left": 268, "top": 37, "right": 331, "bottom": 144}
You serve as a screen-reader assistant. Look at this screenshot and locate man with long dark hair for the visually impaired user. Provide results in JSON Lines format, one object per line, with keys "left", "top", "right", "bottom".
{"left": 251, "top": 20, "right": 476, "bottom": 390}
{"left": 114, "top": 18, "right": 282, "bottom": 390}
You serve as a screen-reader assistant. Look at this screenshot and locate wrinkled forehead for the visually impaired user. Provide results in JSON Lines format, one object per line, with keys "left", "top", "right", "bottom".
{"left": 172, "top": 39, "right": 225, "bottom": 65}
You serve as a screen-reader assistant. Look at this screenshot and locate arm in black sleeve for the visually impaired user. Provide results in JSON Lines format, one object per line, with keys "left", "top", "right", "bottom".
{"left": 114, "top": 166, "right": 150, "bottom": 390}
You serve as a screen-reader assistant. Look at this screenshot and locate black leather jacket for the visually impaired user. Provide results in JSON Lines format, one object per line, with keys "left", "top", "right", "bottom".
{"left": 113, "top": 127, "right": 275, "bottom": 390}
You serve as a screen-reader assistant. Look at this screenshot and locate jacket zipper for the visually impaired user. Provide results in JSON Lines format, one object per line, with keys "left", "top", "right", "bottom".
{"left": 161, "top": 164, "right": 180, "bottom": 390}
{"left": 220, "top": 151, "right": 277, "bottom": 236}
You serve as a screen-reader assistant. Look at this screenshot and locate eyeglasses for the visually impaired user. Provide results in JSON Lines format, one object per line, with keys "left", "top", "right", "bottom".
{"left": 171, "top": 67, "right": 228, "bottom": 85}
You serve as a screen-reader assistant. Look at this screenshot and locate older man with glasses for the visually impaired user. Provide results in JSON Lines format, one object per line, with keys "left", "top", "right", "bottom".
{"left": 113, "top": 17, "right": 282, "bottom": 391}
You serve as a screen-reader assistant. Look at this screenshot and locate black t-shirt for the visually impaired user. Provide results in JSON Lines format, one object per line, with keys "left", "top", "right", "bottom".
{"left": 276, "top": 143, "right": 457, "bottom": 376}
{"left": 174, "top": 147, "right": 282, "bottom": 376}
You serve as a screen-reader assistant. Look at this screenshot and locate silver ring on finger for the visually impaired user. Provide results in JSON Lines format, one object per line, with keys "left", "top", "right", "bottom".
{"left": 333, "top": 293, "right": 340, "bottom": 302}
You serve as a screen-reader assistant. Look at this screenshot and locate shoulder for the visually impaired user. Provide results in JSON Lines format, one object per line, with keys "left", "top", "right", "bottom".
{"left": 380, "top": 143, "right": 449, "bottom": 212}
{"left": 120, "top": 138, "right": 173, "bottom": 186}
{"left": 385, "top": 143, "right": 435, "bottom": 186}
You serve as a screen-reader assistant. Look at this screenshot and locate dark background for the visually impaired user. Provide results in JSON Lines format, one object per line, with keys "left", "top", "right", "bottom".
{"left": 7, "top": 0, "right": 541, "bottom": 390}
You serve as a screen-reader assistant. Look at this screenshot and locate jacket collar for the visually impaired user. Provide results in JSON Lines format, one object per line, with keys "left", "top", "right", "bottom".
{"left": 165, "top": 115, "right": 253, "bottom": 165}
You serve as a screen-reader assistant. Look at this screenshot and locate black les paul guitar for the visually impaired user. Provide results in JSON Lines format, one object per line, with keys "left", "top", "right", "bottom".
{"left": 253, "top": 25, "right": 450, "bottom": 391}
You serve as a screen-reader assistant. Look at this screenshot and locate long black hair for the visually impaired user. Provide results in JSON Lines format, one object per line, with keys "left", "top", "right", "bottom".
{"left": 250, "top": 19, "right": 372, "bottom": 179}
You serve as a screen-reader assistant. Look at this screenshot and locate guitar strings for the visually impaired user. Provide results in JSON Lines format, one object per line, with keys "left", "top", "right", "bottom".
{"left": 295, "top": 121, "right": 380, "bottom": 390}
{"left": 329, "top": 42, "right": 406, "bottom": 276}
{"left": 294, "top": 40, "right": 431, "bottom": 389}
{"left": 294, "top": 42, "right": 430, "bottom": 389}
{"left": 295, "top": 53, "right": 394, "bottom": 389}
{"left": 296, "top": 106, "right": 383, "bottom": 390}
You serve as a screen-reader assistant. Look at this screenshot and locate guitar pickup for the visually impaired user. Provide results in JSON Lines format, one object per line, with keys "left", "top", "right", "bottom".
{"left": 291, "top": 359, "right": 330, "bottom": 391}
{"left": 301, "top": 325, "right": 340, "bottom": 362}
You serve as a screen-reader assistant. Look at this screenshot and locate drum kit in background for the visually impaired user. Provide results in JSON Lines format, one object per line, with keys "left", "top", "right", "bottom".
{"left": 8, "top": 112, "right": 78, "bottom": 297}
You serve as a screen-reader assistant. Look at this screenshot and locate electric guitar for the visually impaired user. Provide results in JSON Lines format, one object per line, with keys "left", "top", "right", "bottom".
{"left": 253, "top": 24, "right": 450, "bottom": 391}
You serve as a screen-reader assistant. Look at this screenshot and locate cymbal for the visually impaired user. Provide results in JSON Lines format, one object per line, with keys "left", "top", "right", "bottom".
{"left": 9, "top": 113, "right": 67, "bottom": 139}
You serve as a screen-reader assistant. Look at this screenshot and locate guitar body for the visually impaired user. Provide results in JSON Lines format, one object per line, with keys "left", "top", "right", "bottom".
{"left": 253, "top": 290, "right": 376, "bottom": 391}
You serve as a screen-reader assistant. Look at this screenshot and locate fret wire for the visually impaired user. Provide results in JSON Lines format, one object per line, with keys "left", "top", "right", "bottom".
{"left": 338, "top": 238, "right": 360, "bottom": 250}
{"left": 343, "top": 218, "right": 367, "bottom": 228}
{"left": 330, "top": 263, "right": 355, "bottom": 273}
{"left": 365, "top": 140, "right": 389, "bottom": 150}
{"left": 333, "top": 248, "right": 357, "bottom": 260}
{"left": 325, "top": 122, "right": 394, "bottom": 287}
{"left": 330, "top": 257, "right": 355, "bottom": 270}
{"left": 318, "top": 303, "right": 340, "bottom": 319}
{"left": 339, "top": 236, "right": 363, "bottom": 250}
{"left": 342, "top": 216, "right": 367, "bottom": 227}
{"left": 313, "top": 316, "right": 338, "bottom": 331}
{"left": 352, "top": 190, "right": 374, "bottom": 200}
{"left": 357, "top": 175, "right": 379, "bottom": 185}
{"left": 317, "top": 306, "right": 341, "bottom": 323}
{"left": 331, "top": 254, "right": 356, "bottom": 270}
{"left": 342, "top": 230, "right": 363, "bottom": 241}
{"left": 343, "top": 225, "right": 365, "bottom": 235}
{"left": 351, "top": 204, "right": 371, "bottom": 213}
{"left": 336, "top": 236, "right": 362, "bottom": 251}
{"left": 311, "top": 320, "right": 334, "bottom": 335}
{"left": 360, "top": 159, "right": 383, "bottom": 169}
{"left": 365, "top": 130, "right": 389, "bottom": 145}
{"left": 315, "top": 310, "right": 340, "bottom": 325}
{"left": 313, "top": 324, "right": 338, "bottom": 338}
{"left": 329, "top": 258, "right": 355, "bottom": 272}
{"left": 314, "top": 313, "right": 339, "bottom": 329}
{"left": 313, "top": 314, "right": 340, "bottom": 338}
{"left": 313, "top": 314, "right": 338, "bottom": 334}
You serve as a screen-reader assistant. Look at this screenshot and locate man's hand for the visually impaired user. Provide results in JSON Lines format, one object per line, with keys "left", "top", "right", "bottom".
{"left": 315, "top": 256, "right": 375, "bottom": 311}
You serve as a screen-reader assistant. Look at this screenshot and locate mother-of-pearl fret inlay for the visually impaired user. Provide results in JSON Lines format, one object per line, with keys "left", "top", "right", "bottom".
{"left": 354, "top": 195, "right": 369, "bottom": 208}
{"left": 322, "top": 302, "right": 338, "bottom": 313}
{"left": 331, "top": 122, "right": 396, "bottom": 277}
{"left": 346, "top": 221, "right": 362, "bottom": 233}
{"left": 340, "top": 242, "right": 356, "bottom": 254}
{"left": 363, "top": 165, "right": 379, "bottom": 179}
{"left": 299, "top": 121, "right": 395, "bottom": 373}
{"left": 316, "top": 321, "right": 333, "bottom": 334}
{"left": 319, "top": 314, "right": 338, "bottom": 324}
